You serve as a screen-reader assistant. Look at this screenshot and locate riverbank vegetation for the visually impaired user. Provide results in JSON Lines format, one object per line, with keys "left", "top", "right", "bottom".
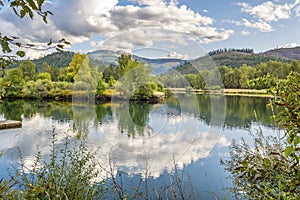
{"left": 222, "top": 71, "right": 300, "bottom": 199}
{"left": 0, "top": 53, "right": 164, "bottom": 102}
{"left": 2, "top": 53, "right": 300, "bottom": 101}
{"left": 160, "top": 60, "right": 300, "bottom": 91}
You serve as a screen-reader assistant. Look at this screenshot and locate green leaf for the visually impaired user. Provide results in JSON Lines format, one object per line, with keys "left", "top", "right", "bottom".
{"left": 57, "top": 44, "right": 64, "bottom": 49}
{"left": 294, "top": 136, "right": 300, "bottom": 146}
{"left": 26, "top": 0, "right": 38, "bottom": 10}
{"left": 284, "top": 146, "right": 294, "bottom": 157}
{"left": 42, "top": 15, "right": 47, "bottom": 23}
{"left": 263, "top": 158, "right": 270, "bottom": 167}
{"left": 16, "top": 51, "right": 25, "bottom": 57}
{"left": 37, "top": 0, "right": 45, "bottom": 8}
{"left": 20, "top": 9, "right": 26, "bottom": 18}
{"left": 47, "top": 39, "right": 52, "bottom": 46}
{"left": 28, "top": 10, "right": 34, "bottom": 19}
{"left": 1, "top": 40, "right": 12, "bottom": 53}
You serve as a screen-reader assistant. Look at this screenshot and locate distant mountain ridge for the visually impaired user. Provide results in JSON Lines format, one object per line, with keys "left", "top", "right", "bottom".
{"left": 88, "top": 49, "right": 186, "bottom": 74}
{"left": 29, "top": 47, "right": 300, "bottom": 74}
{"left": 262, "top": 46, "right": 300, "bottom": 60}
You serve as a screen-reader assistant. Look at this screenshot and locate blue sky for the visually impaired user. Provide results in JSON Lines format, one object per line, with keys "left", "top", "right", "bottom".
{"left": 1, "top": 0, "right": 300, "bottom": 59}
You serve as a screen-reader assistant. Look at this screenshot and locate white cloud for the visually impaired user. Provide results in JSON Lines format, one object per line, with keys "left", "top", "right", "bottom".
{"left": 167, "top": 51, "right": 189, "bottom": 59}
{"left": 242, "top": 30, "right": 250, "bottom": 35}
{"left": 222, "top": 19, "right": 242, "bottom": 26}
{"left": 279, "top": 42, "right": 300, "bottom": 48}
{"left": 0, "top": 0, "right": 234, "bottom": 58}
{"left": 235, "top": 0, "right": 300, "bottom": 33}
{"left": 242, "top": 18, "right": 274, "bottom": 32}
{"left": 238, "top": 1, "right": 292, "bottom": 22}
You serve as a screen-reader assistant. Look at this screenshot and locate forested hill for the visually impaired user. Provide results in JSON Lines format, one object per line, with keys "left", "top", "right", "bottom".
{"left": 175, "top": 48, "right": 297, "bottom": 74}
{"left": 29, "top": 47, "right": 300, "bottom": 73}
{"left": 32, "top": 51, "right": 74, "bottom": 71}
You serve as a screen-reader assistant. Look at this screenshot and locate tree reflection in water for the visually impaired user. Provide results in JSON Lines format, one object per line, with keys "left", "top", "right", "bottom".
{"left": 115, "top": 102, "right": 152, "bottom": 138}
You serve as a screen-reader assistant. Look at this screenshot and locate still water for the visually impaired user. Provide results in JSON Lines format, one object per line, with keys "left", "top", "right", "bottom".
{"left": 0, "top": 94, "right": 276, "bottom": 199}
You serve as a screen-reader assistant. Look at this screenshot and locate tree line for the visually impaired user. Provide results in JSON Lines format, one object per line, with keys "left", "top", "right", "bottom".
{"left": 0, "top": 53, "right": 163, "bottom": 101}
{"left": 207, "top": 48, "right": 254, "bottom": 56}
{"left": 159, "top": 60, "right": 300, "bottom": 90}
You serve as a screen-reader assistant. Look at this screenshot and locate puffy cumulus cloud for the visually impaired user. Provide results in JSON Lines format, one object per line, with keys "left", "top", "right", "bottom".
{"left": 1, "top": 0, "right": 234, "bottom": 57}
{"left": 128, "top": 0, "right": 166, "bottom": 6}
{"left": 93, "top": 28, "right": 191, "bottom": 52}
{"left": 236, "top": 0, "right": 300, "bottom": 32}
{"left": 238, "top": 1, "right": 292, "bottom": 22}
{"left": 242, "top": 18, "right": 274, "bottom": 32}
{"left": 200, "top": 29, "right": 234, "bottom": 44}
{"left": 52, "top": 0, "right": 119, "bottom": 37}
{"left": 111, "top": 3, "right": 213, "bottom": 29}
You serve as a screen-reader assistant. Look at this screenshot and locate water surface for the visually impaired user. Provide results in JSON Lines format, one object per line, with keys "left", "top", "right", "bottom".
{"left": 0, "top": 94, "right": 275, "bottom": 199}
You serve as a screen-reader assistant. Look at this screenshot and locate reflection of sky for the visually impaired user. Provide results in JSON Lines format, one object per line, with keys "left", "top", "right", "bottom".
{"left": 0, "top": 107, "right": 229, "bottom": 178}
{"left": 0, "top": 101, "right": 278, "bottom": 198}
{"left": 88, "top": 113, "right": 230, "bottom": 178}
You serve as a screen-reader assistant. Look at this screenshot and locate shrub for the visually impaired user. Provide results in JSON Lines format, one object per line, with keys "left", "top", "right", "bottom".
{"left": 2, "top": 131, "right": 106, "bottom": 199}
{"left": 35, "top": 72, "right": 51, "bottom": 81}
{"left": 222, "top": 72, "right": 300, "bottom": 199}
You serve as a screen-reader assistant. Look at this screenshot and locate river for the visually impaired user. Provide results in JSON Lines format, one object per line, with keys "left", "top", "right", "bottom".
{"left": 0, "top": 94, "right": 276, "bottom": 199}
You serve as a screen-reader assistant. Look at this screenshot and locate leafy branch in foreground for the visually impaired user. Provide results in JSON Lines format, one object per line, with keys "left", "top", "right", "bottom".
{"left": 222, "top": 72, "right": 300, "bottom": 199}
{"left": 0, "top": 0, "right": 70, "bottom": 71}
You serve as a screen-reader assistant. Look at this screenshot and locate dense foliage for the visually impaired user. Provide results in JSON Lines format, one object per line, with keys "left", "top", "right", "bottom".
{"left": 32, "top": 51, "right": 75, "bottom": 71}
{"left": 0, "top": 53, "right": 163, "bottom": 101}
{"left": 222, "top": 72, "right": 300, "bottom": 199}
{"left": 161, "top": 60, "right": 300, "bottom": 90}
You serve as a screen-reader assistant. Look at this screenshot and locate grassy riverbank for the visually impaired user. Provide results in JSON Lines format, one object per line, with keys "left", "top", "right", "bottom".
{"left": 170, "top": 88, "right": 272, "bottom": 97}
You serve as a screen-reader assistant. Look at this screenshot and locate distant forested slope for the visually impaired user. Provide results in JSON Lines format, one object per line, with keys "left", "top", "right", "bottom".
{"left": 32, "top": 51, "right": 74, "bottom": 71}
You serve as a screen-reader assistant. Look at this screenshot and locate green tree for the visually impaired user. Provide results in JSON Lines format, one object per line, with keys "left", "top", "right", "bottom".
{"left": 290, "top": 60, "right": 300, "bottom": 73}
{"left": 116, "top": 53, "right": 132, "bottom": 79}
{"left": 41, "top": 62, "right": 59, "bottom": 81}
{"left": 115, "top": 53, "right": 151, "bottom": 96}
{"left": 36, "top": 72, "right": 51, "bottom": 81}
{"left": 3, "top": 68, "right": 24, "bottom": 97}
{"left": 103, "top": 65, "right": 116, "bottom": 82}
{"left": 239, "top": 64, "right": 256, "bottom": 89}
{"left": 58, "top": 53, "right": 88, "bottom": 82}
{"left": 19, "top": 60, "right": 37, "bottom": 81}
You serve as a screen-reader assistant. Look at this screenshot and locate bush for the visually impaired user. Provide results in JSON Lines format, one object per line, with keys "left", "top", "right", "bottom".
{"left": 74, "top": 81, "right": 92, "bottom": 91}
{"left": 52, "top": 82, "right": 74, "bottom": 90}
{"left": 222, "top": 72, "right": 300, "bottom": 199}
{"left": 131, "top": 83, "right": 153, "bottom": 101}
{"left": 1, "top": 131, "right": 106, "bottom": 199}
{"left": 35, "top": 72, "right": 51, "bottom": 81}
